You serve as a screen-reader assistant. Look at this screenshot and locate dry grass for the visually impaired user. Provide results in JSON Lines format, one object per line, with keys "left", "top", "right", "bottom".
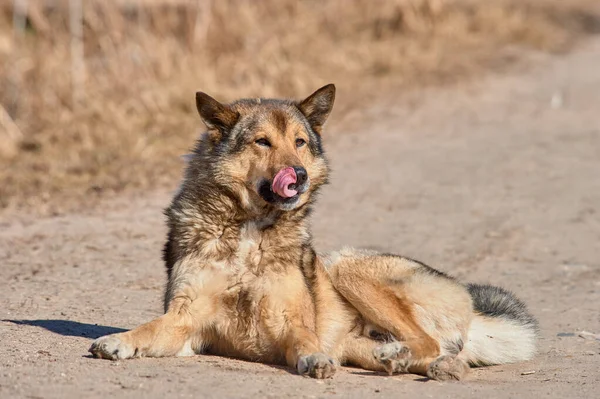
{"left": 1, "top": 0, "right": 599, "bottom": 213}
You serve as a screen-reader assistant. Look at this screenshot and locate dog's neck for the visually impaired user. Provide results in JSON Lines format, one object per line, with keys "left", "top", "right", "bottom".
{"left": 167, "top": 181, "right": 314, "bottom": 262}
{"left": 221, "top": 194, "right": 313, "bottom": 244}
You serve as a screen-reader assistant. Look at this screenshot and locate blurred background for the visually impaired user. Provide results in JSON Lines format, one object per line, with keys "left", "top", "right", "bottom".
{"left": 1, "top": 0, "right": 598, "bottom": 212}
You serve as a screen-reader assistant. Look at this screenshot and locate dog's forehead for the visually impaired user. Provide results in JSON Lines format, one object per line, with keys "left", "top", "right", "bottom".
{"left": 235, "top": 103, "right": 307, "bottom": 136}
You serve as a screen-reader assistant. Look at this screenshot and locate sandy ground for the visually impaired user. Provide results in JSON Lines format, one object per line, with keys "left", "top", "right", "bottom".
{"left": 2, "top": 39, "right": 600, "bottom": 398}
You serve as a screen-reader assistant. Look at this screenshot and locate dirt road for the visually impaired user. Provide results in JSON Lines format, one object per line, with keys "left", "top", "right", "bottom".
{"left": 2, "top": 39, "right": 599, "bottom": 398}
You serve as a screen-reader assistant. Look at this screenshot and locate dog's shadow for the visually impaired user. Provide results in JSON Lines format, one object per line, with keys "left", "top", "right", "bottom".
{"left": 349, "top": 370, "right": 431, "bottom": 382}
{"left": 3, "top": 319, "right": 127, "bottom": 339}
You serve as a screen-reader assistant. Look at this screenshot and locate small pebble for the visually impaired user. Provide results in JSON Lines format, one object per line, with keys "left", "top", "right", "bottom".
{"left": 578, "top": 331, "right": 600, "bottom": 341}
{"left": 550, "top": 92, "right": 563, "bottom": 109}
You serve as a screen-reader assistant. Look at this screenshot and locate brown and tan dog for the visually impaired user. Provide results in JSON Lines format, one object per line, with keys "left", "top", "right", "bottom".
{"left": 90, "top": 85, "right": 538, "bottom": 380}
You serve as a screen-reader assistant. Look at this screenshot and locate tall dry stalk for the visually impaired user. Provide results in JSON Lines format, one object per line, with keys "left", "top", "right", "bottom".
{"left": 192, "top": 0, "right": 212, "bottom": 50}
{"left": 1, "top": 0, "right": 28, "bottom": 157}
{"left": 0, "top": 103, "right": 23, "bottom": 158}
{"left": 69, "top": 0, "right": 85, "bottom": 109}
{"left": 9, "top": 0, "right": 27, "bottom": 116}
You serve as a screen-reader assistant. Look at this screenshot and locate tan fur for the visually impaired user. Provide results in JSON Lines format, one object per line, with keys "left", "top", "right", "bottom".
{"left": 319, "top": 248, "right": 473, "bottom": 378}
{"left": 90, "top": 85, "right": 536, "bottom": 381}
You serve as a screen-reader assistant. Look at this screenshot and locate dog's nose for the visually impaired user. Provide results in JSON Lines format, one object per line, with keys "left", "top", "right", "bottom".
{"left": 293, "top": 166, "right": 308, "bottom": 186}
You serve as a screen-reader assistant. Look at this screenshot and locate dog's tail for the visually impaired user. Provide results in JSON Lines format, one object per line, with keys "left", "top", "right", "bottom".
{"left": 460, "top": 284, "right": 538, "bottom": 366}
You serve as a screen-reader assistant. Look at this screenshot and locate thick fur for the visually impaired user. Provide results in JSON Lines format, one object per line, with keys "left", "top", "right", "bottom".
{"left": 89, "top": 85, "right": 538, "bottom": 381}
{"left": 461, "top": 284, "right": 538, "bottom": 366}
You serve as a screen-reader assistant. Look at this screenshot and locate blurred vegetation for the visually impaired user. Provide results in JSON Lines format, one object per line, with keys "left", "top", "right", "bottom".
{"left": 1, "top": 0, "right": 598, "bottom": 212}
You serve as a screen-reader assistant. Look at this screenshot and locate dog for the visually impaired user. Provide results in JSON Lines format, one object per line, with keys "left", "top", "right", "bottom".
{"left": 90, "top": 84, "right": 538, "bottom": 380}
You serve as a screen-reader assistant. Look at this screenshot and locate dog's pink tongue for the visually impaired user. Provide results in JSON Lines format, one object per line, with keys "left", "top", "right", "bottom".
{"left": 272, "top": 167, "right": 298, "bottom": 198}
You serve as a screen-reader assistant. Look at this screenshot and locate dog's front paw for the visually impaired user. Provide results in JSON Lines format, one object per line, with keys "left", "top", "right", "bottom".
{"left": 426, "top": 355, "right": 469, "bottom": 381}
{"left": 373, "top": 341, "right": 412, "bottom": 375}
{"left": 89, "top": 334, "right": 136, "bottom": 360}
{"left": 297, "top": 352, "right": 336, "bottom": 379}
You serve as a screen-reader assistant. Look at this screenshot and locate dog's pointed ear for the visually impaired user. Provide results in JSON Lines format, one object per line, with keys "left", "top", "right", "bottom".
{"left": 195, "top": 92, "right": 239, "bottom": 134}
{"left": 297, "top": 84, "right": 336, "bottom": 134}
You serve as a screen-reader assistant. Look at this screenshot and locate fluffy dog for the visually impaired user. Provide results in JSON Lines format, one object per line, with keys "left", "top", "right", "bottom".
{"left": 90, "top": 85, "right": 538, "bottom": 381}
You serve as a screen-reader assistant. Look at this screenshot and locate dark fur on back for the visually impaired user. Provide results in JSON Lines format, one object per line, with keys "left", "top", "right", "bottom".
{"left": 467, "top": 284, "right": 538, "bottom": 330}
{"left": 381, "top": 253, "right": 454, "bottom": 280}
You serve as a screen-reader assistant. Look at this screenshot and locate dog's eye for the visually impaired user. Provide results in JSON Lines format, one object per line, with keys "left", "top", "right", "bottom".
{"left": 295, "top": 138, "right": 306, "bottom": 147}
{"left": 255, "top": 138, "right": 271, "bottom": 147}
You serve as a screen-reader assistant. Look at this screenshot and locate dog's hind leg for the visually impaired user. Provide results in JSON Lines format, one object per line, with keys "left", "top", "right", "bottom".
{"left": 373, "top": 341, "right": 469, "bottom": 380}
{"left": 338, "top": 334, "right": 390, "bottom": 373}
{"left": 339, "top": 281, "right": 444, "bottom": 374}
{"left": 323, "top": 250, "right": 471, "bottom": 380}
{"left": 338, "top": 331, "right": 469, "bottom": 381}
{"left": 328, "top": 262, "right": 439, "bottom": 359}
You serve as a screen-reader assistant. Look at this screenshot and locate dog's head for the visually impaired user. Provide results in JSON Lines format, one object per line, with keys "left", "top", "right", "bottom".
{"left": 193, "top": 84, "right": 334, "bottom": 212}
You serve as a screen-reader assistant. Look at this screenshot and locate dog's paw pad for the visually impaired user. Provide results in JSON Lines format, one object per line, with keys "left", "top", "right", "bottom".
{"left": 297, "top": 353, "right": 337, "bottom": 379}
{"left": 373, "top": 342, "right": 412, "bottom": 374}
{"left": 89, "top": 334, "right": 136, "bottom": 360}
{"left": 427, "top": 355, "right": 469, "bottom": 381}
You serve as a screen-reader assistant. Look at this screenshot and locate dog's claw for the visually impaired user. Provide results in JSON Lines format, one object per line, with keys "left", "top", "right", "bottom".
{"left": 427, "top": 355, "right": 470, "bottom": 381}
{"left": 373, "top": 341, "right": 412, "bottom": 374}
{"left": 89, "top": 334, "right": 136, "bottom": 360}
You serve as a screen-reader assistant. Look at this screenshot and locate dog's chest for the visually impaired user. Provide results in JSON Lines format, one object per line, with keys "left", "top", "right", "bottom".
{"left": 210, "top": 221, "right": 292, "bottom": 360}
{"left": 232, "top": 220, "right": 266, "bottom": 271}
{"left": 212, "top": 277, "right": 288, "bottom": 362}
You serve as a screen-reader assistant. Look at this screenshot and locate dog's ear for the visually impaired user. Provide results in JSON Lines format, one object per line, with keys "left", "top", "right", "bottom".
{"left": 195, "top": 92, "right": 239, "bottom": 134}
{"left": 297, "top": 84, "right": 336, "bottom": 134}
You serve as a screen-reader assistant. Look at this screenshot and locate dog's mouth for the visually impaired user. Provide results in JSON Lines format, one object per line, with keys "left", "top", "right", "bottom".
{"left": 258, "top": 181, "right": 309, "bottom": 205}
{"left": 272, "top": 167, "right": 298, "bottom": 198}
{"left": 258, "top": 167, "right": 310, "bottom": 208}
